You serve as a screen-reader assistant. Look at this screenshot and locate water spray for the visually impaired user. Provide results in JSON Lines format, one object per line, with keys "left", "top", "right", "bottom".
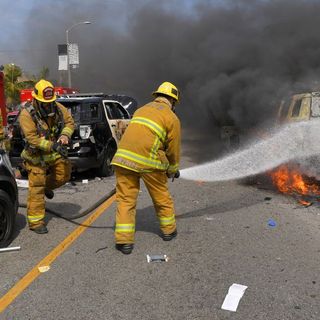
{"left": 180, "top": 120, "right": 320, "bottom": 182}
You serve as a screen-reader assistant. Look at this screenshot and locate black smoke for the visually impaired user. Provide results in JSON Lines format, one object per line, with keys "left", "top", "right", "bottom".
{"left": 20, "top": 0, "right": 320, "bottom": 161}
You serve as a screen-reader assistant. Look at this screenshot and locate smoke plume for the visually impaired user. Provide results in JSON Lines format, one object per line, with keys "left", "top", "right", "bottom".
{"left": 15, "top": 0, "right": 320, "bottom": 161}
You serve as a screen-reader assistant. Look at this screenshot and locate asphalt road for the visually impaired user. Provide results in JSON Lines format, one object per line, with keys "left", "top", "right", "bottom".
{"left": 1, "top": 157, "right": 320, "bottom": 319}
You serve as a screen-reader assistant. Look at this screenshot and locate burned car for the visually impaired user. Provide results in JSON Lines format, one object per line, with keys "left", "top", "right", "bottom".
{"left": 9, "top": 93, "right": 137, "bottom": 177}
{"left": 0, "top": 149, "right": 18, "bottom": 247}
{"left": 277, "top": 91, "right": 320, "bottom": 124}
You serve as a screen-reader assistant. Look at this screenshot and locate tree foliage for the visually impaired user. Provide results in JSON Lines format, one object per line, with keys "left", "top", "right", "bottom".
{"left": 3, "top": 64, "right": 50, "bottom": 109}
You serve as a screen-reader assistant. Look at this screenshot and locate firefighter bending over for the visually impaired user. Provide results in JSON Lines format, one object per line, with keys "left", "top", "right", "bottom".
{"left": 19, "top": 80, "right": 74, "bottom": 234}
{"left": 111, "top": 81, "right": 181, "bottom": 254}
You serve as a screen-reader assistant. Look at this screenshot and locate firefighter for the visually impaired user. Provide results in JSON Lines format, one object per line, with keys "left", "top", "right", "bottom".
{"left": 111, "top": 81, "right": 181, "bottom": 254}
{"left": 19, "top": 79, "right": 74, "bottom": 234}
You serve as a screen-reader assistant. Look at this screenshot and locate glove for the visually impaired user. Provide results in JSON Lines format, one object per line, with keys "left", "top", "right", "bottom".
{"left": 57, "top": 135, "right": 70, "bottom": 145}
{"left": 52, "top": 142, "right": 68, "bottom": 158}
{"left": 167, "top": 170, "right": 180, "bottom": 181}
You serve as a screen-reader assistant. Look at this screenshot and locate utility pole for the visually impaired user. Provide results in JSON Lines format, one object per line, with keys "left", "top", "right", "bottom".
{"left": 10, "top": 63, "right": 14, "bottom": 89}
{"left": 65, "top": 21, "right": 91, "bottom": 87}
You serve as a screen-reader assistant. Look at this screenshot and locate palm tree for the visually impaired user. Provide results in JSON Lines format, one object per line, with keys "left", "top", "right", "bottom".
{"left": 38, "top": 66, "right": 50, "bottom": 80}
{"left": 25, "top": 66, "right": 50, "bottom": 84}
{"left": 3, "top": 64, "right": 22, "bottom": 109}
{"left": 3, "top": 64, "right": 51, "bottom": 109}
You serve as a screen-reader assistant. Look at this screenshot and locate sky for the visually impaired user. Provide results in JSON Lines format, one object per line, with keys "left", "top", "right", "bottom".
{"left": 0, "top": 0, "right": 220, "bottom": 74}
{"left": 0, "top": 0, "right": 134, "bottom": 72}
{"left": 2, "top": 0, "right": 320, "bottom": 160}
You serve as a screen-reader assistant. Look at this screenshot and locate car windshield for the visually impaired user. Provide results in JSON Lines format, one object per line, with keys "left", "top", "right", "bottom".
{"left": 61, "top": 101, "right": 101, "bottom": 123}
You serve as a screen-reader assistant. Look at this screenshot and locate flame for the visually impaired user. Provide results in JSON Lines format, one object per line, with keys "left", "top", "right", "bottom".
{"left": 270, "top": 164, "right": 320, "bottom": 196}
{"left": 298, "top": 199, "right": 312, "bottom": 207}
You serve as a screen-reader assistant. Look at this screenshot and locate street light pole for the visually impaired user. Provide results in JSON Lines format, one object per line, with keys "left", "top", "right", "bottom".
{"left": 11, "top": 63, "right": 14, "bottom": 89}
{"left": 66, "top": 29, "right": 70, "bottom": 87}
{"left": 65, "top": 21, "right": 91, "bottom": 88}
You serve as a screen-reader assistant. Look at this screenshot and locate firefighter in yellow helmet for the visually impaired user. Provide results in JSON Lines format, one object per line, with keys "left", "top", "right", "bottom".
{"left": 19, "top": 79, "right": 74, "bottom": 234}
{"left": 111, "top": 81, "right": 181, "bottom": 254}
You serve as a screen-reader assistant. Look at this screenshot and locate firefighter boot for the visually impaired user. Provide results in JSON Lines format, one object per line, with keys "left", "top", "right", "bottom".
{"left": 45, "top": 189, "right": 54, "bottom": 199}
{"left": 162, "top": 229, "right": 177, "bottom": 241}
{"left": 31, "top": 225, "right": 48, "bottom": 234}
{"left": 115, "top": 243, "right": 134, "bottom": 254}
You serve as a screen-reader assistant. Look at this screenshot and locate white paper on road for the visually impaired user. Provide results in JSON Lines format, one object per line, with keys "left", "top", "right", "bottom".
{"left": 16, "top": 179, "right": 29, "bottom": 188}
{"left": 221, "top": 283, "right": 248, "bottom": 312}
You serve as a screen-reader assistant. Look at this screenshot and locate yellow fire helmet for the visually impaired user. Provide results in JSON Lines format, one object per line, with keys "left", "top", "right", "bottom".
{"left": 152, "top": 81, "right": 179, "bottom": 103}
{"left": 32, "top": 79, "right": 56, "bottom": 103}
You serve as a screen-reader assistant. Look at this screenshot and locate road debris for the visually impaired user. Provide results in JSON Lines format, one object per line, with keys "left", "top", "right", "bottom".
{"left": 95, "top": 246, "right": 108, "bottom": 253}
{"left": 146, "top": 254, "right": 169, "bottom": 263}
{"left": 298, "top": 199, "right": 313, "bottom": 207}
{"left": 0, "top": 246, "right": 21, "bottom": 253}
{"left": 268, "top": 219, "right": 277, "bottom": 228}
{"left": 38, "top": 266, "right": 50, "bottom": 273}
{"left": 82, "top": 179, "right": 89, "bottom": 184}
{"left": 221, "top": 283, "right": 248, "bottom": 312}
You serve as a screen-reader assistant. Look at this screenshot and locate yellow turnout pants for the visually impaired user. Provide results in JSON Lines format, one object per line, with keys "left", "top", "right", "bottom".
{"left": 114, "top": 166, "right": 176, "bottom": 244}
{"left": 25, "top": 158, "right": 71, "bottom": 229}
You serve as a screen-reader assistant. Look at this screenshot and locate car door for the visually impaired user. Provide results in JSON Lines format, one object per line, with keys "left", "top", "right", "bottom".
{"left": 102, "top": 100, "right": 131, "bottom": 144}
{"left": 311, "top": 93, "right": 320, "bottom": 119}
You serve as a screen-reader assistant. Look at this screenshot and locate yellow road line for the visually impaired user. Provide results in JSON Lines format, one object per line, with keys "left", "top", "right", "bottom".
{"left": 0, "top": 194, "right": 116, "bottom": 314}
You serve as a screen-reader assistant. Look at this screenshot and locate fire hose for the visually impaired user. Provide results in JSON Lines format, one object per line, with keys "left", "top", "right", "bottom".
{"left": 18, "top": 188, "right": 116, "bottom": 226}
{"left": 18, "top": 170, "right": 179, "bottom": 226}
{"left": 17, "top": 143, "right": 118, "bottom": 224}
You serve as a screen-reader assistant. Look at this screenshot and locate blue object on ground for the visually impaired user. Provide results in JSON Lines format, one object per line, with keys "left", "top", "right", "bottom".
{"left": 268, "top": 219, "right": 277, "bottom": 227}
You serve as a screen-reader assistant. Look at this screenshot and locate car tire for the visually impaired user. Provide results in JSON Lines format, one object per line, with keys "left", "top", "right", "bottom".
{"left": 0, "top": 190, "right": 15, "bottom": 248}
{"left": 97, "top": 147, "right": 116, "bottom": 177}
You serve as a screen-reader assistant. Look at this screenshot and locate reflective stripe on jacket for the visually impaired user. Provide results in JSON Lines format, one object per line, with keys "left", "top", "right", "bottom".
{"left": 19, "top": 102, "right": 74, "bottom": 165}
{"left": 111, "top": 97, "right": 180, "bottom": 173}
